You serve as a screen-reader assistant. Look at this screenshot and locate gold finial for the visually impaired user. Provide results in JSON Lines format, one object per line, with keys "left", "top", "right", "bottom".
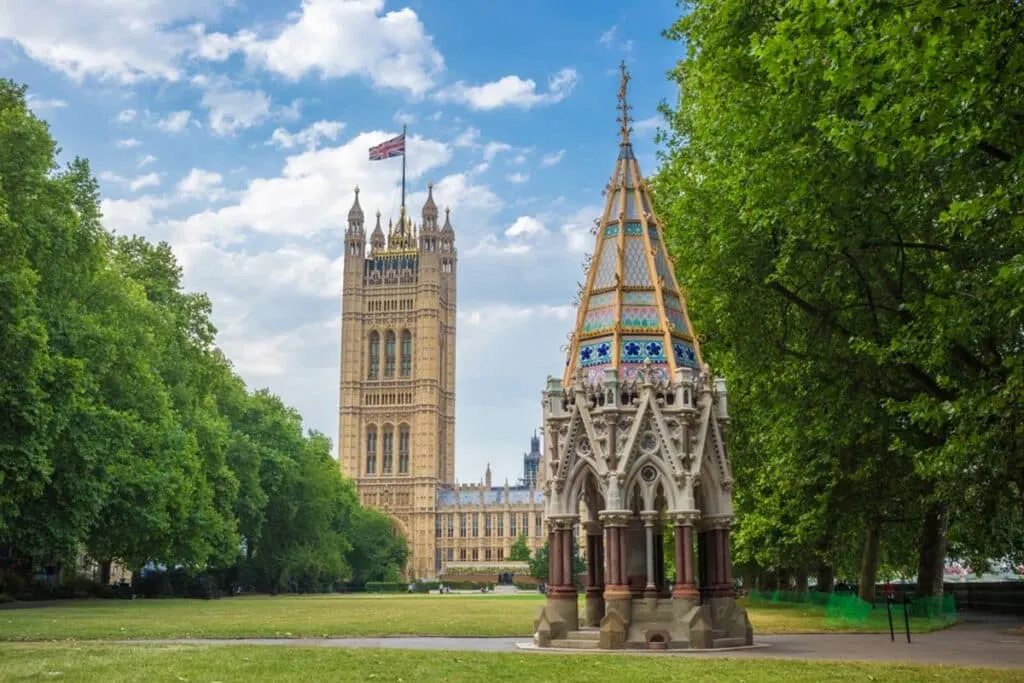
{"left": 617, "top": 60, "right": 632, "bottom": 146}
{"left": 354, "top": 185, "right": 360, "bottom": 195}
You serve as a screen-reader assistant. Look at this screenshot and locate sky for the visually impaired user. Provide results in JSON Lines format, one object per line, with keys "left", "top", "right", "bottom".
{"left": 1, "top": 0, "right": 686, "bottom": 487}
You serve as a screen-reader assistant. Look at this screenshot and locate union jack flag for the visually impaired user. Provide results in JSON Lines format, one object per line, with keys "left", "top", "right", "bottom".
{"left": 368, "top": 133, "right": 406, "bottom": 160}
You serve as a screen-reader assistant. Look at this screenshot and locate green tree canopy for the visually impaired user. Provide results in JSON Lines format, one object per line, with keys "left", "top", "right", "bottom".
{"left": 654, "top": 0, "right": 1024, "bottom": 595}
{"left": 0, "top": 79, "right": 408, "bottom": 596}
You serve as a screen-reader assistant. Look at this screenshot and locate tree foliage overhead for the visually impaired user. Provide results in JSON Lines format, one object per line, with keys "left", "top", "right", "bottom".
{"left": 0, "top": 80, "right": 407, "bottom": 594}
{"left": 654, "top": 0, "right": 1024, "bottom": 594}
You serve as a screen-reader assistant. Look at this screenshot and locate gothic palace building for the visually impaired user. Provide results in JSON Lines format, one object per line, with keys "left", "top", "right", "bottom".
{"left": 338, "top": 186, "right": 546, "bottom": 579}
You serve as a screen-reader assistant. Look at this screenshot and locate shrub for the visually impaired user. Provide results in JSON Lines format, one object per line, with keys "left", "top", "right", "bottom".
{"left": 364, "top": 581, "right": 406, "bottom": 593}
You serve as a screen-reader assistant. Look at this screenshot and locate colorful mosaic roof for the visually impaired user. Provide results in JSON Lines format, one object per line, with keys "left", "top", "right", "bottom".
{"left": 563, "top": 62, "right": 704, "bottom": 385}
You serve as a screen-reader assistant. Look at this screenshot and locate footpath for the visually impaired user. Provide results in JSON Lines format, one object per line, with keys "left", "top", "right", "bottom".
{"left": 113, "top": 613, "right": 1024, "bottom": 669}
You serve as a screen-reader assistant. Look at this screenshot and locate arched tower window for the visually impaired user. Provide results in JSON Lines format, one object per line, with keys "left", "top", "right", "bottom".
{"left": 382, "top": 426, "right": 394, "bottom": 474}
{"left": 384, "top": 331, "right": 396, "bottom": 377}
{"left": 400, "top": 330, "right": 412, "bottom": 377}
{"left": 368, "top": 331, "right": 380, "bottom": 379}
{"left": 398, "top": 425, "right": 410, "bottom": 474}
{"left": 365, "top": 427, "right": 377, "bottom": 475}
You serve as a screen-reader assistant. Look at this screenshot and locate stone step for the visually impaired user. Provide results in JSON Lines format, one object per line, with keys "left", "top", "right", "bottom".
{"left": 713, "top": 637, "right": 748, "bottom": 649}
{"left": 565, "top": 630, "right": 599, "bottom": 641}
{"left": 550, "top": 638, "right": 601, "bottom": 650}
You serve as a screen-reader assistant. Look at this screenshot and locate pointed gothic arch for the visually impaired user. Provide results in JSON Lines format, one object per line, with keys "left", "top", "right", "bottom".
{"left": 368, "top": 331, "right": 380, "bottom": 379}
{"left": 400, "top": 329, "right": 412, "bottom": 377}
{"left": 384, "top": 330, "right": 397, "bottom": 377}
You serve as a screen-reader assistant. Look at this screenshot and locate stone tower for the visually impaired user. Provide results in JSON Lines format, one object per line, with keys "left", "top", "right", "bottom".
{"left": 338, "top": 185, "right": 457, "bottom": 579}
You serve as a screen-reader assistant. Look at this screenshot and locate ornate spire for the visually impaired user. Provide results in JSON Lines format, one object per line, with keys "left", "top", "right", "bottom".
{"left": 562, "top": 66, "right": 703, "bottom": 386}
{"left": 617, "top": 60, "right": 633, "bottom": 148}
{"left": 370, "top": 210, "right": 385, "bottom": 251}
{"left": 441, "top": 206, "right": 454, "bottom": 235}
{"left": 347, "top": 186, "right": 364, "bottom": 231}
{"left": 422, "top": 181, "right": 438, "bottom": 227}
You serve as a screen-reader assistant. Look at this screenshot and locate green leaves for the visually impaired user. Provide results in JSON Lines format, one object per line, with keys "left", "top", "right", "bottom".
{"left": 656, "top": 0, "right": 1024, "bottom": 584}
{"left": 0, "top": 78, "right": 407, "bottom": 590}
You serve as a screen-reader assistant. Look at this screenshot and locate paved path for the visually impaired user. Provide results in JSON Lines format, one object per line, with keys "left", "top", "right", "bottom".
{"left": 106, "top": 616, "right": 1024, "bottom": 670}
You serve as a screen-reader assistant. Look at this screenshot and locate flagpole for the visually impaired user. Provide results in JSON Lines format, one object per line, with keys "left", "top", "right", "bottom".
{"left": 401, "top": 124, "right": 407, "bottom": 211}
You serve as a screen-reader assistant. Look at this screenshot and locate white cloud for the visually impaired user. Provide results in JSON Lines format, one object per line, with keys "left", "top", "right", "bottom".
{"left": 633, "top": 116, "right": 660, "bottom": 135}
{"left": 200, "top": 84, "right": 271, "bottom": 136}
{"left": 156, "top": 110, "right": 193, "bottom": 133}
{"left": 393, "top": 110, "right": 416, "bottom": 126}
{"left": 558, "top": 204, "right": 603, "bottom": 253}
{"left": 512, "top": 154, "right": 527, "bottom": 165}
{"left": 268, "top": 120, "right": 346, "bottom": 150}
{"left": 0, "top": 0, "right": 228, "bottom": 83}
{"left": 505, "top": 216, "right": 546, "bottom": 238}
{"left": 98, "top": 170, "right": 162, "bottom": 193}
{"left": 25, "top": 94, "right": 67, "bottom": 112}
{"left": 482, "top": 141, "right": 512, "bottom": 161}
{"left": 116, "top": 108, "right": 137, "bottom": 123}
{"left": 540, "top": 150, "right": 565, "bottom": 167}
{"left": 201, "top": 0, "right": 445, "bottom": 95}
{"left": 507, "top": 172, "right": 529, "bottom": 184}
{"left": 138, "top": 154, "right": 158, "bottom": 168}
{"left": 176, "top": 168, "right": 226, "bottom": 200}
{"left": 599, "top": 25, "right": 633, "bottom": 52}
{"left": 100, "top": 195, "right": 172, "bottom": 236}
{"left": 437, "top": 68, "right": 579, "bottom": 111}
{"left": 115, "top": 138, "right": 141, "bottom": 149}
{"left": 129, "top": 173, "right": 161, "bottom": 192}
{"left": 453, "top": 127, "right": 480, "bottom": 148}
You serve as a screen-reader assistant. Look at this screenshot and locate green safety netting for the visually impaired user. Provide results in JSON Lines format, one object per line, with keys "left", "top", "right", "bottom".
{"left": 744, "top": 589, "right": 957, "bottom": 627}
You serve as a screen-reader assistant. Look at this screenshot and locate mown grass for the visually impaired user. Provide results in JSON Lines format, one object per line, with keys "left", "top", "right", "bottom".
{"left": 0, "top": 644, "right": 1015, "bottom": 683}
{"left": 0, "top": 593, "right": 953, "bottom": 641}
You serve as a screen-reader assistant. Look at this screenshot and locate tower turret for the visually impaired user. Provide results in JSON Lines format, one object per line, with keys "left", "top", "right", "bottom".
{"left": 420, "top": 182, "right": 439, "bottom": 252}
{"left": 370, "top": 211, "right": 385, "bottom": 253}
{"left": 345, "top": 187, "right": 365, "bottom": 258}
{"left": 440, "top": 207, "right": 455, "bottom": 253}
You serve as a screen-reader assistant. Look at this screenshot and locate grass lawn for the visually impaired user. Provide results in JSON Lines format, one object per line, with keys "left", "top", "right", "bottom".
{"left": 0, "top": 593, "right": 953, "bottom": 641}
{"left": 0, "top": 644, "right": 1015, "bottom": 682}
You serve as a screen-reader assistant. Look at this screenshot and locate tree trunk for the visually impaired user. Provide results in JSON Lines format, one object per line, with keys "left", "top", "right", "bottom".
{"left": 914, "top": 502, "right": 948, "bottom": 598}
{"left": 816, "top": 563, "right": 835, "bottom": 592}
{"left": 742, "top": 567, "right": 758, "bottom": 593}
{"left": 858, "top": 521, "right": 881, "bottom": 603}
{"left": 777, "top": 568, "right": 792, "bottom": 590}
{"left": 794, "top": 567, "right": 809, "bottom": 592}
{"left": 99, "top": 560, "right": 112, "bottom": 585}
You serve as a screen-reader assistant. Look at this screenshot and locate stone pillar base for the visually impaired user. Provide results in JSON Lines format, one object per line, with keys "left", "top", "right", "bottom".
{"left": 544, "top": 594, "right": 579, "bottom": 634}
{"left": 602, "top": 585, "right": 632, "bottom": 602}
{"left": 584, "top": 589, "right": 605, "bottom": 627}
{"left": 672, "top": 583, "right": 699, "bottom": 600}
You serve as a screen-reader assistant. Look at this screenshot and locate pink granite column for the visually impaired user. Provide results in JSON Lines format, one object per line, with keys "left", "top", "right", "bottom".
{"left": 672, "top": 519, "right": 698, "bottom": 599}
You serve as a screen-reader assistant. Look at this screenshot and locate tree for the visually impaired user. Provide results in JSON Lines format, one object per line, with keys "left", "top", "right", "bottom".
{"left": 348, "top": 508, "right": 409, "bottom": 585}
{"left": 655, "top": 0, "right": 1024, "bottom": 597}
{"left": 0, "top": 79, "right": 409, "bottom": 595}
{"left": 509, "top": 534, "right": 531, "bottom": 562}
{"left": 529, "top": 539, "right": 585, "bottom": 583}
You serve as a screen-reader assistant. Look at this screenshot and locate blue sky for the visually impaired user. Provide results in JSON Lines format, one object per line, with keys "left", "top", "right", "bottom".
{"left": 1, "top": 0, "right": 686, "bottom": 486}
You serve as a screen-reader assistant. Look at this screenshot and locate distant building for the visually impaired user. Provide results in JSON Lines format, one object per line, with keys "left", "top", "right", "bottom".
{"left": 337, "top": 186, "right": 544, "bottom": 579}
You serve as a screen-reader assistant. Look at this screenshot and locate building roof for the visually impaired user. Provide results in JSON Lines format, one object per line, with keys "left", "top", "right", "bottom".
{"left": 436, "top": 486, "right": 544, "bottom": 508}
{"left": 563, "top": 61, "right": 703, "bottom": 386}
